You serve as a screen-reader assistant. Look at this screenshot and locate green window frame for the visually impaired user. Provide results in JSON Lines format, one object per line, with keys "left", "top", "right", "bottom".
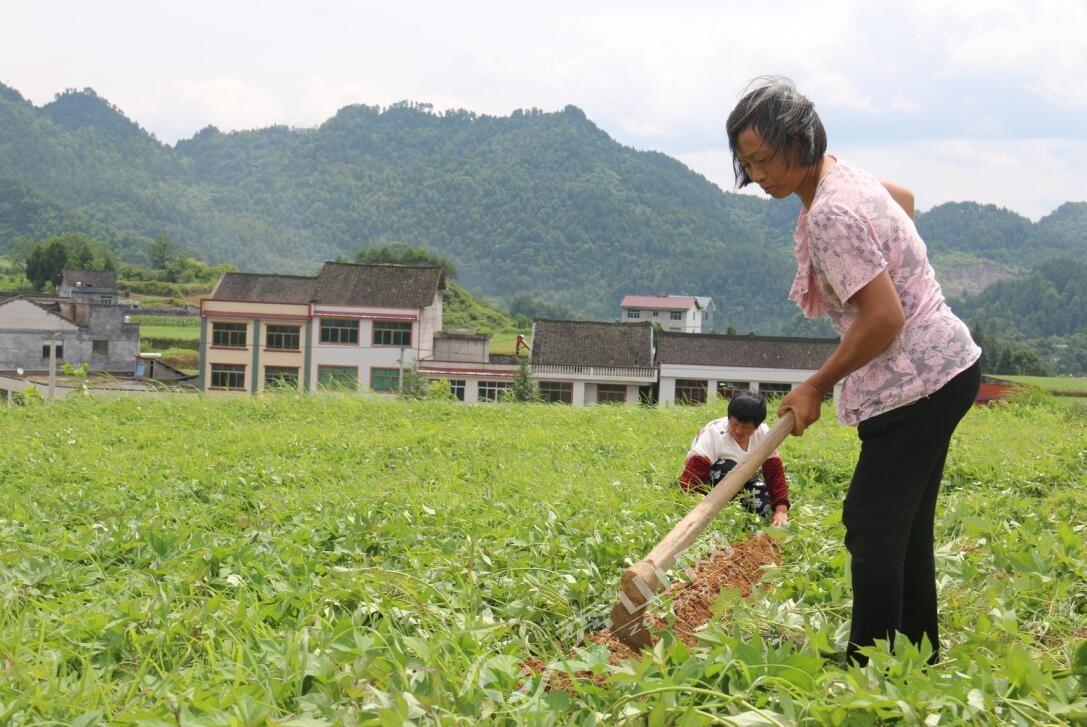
{"left": 318, "top": 366, "right": 358, "bottom": 390}
{"left": 373, "top": 321, "right": 412, "bottom": 347}
{"left": 370, "top": 367, "right": 401, "bottom": 392}
{"left": 320, "top": 318, "right": 359, "bottom": 345}
{"left": 265, "top": 324, "right": 301, "bottom": 351}
{"left": 210, "top": 364, "right": 246, "bottom": 390}
{"left": 212, "top": 322, "right": 247, "bottom": 348}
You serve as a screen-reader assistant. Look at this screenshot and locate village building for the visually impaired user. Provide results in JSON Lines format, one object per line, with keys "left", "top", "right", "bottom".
{"left": 199, "top": 262, "right": 445, "bottom": 394}
{"left": 417, "top": 331, "right": 521, "bottom": 402}
{"left": 656, "top": 331, "right": 839, "bottom": 405}
{"left": 58, "top": 269, "right": 119, "bottom": 304}
{"left": 0, "top": 295, "right": 140, "bottom": 375}
{"left": 619, "top": 294, "right": 712, "bottom": 333}
{"left": 530, "top": 319, "right": 657, "bottom": 404}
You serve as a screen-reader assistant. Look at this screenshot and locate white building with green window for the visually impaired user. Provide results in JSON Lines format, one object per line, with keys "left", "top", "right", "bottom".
{"left": 198, "top": 262, "right": 445, "bottom": 395}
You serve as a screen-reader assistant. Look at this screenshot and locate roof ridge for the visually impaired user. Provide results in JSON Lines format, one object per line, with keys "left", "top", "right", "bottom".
{"left": 659, "top": 331, "right": 839, "bottom": 344}
{"left": 321, "top": 260, "right": 444, "bottom": 271}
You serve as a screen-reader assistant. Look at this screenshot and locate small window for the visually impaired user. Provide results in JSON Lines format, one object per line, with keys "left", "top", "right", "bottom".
{"left": 212, "top": 322, "right": 247, "bottom": 348}
{"left": 265, "top": 325, "right": 301, "bottom": 351}
{"left": 651, "top": 311, "right": 659, "bottom": 318}
{"left": 717, "top": 381, "right": 752, "bottom": 400}
{"left": 317, "top": 362, "right": 358, "bottom": 391}
{"left": 596, "top": 384, "right": 628, "bottom": 404}
{"left": 759, "top": 382, "right": 796, "bottom": 397}
{"left": 318, "top": 366, "right": 358, "bottom": 390}
{"left": 626, "top": 310, "right": 640, "bottom": 319}
{"left": 42, "top": 343, "right": 64, "bottom": 359}
{"left": 210, "top": 364, "right": 246, "bottom": 390}
{"left": 670, "top": 311, "right": 683, "bottom": 321}
{"left": 265, "top": 366, "right": 299, "bottom": 389}
{"left": 373, "top": 321, "right": 412, "bottom": 347}
{"left": 538, "top": 381, "right": 573, "bottom": 404}
{"left": 370, "top": 367, "right": 401, "bottom": 392}
{"left": 478, "top": 380, "right": 510, "bottom": 402}
{"left": 320, "top": 319, "right": 359, "bottom": 345}
{"left": 92, "top": 340, "right": 109, "bottom": 357}
{"left": 675, "top": 379, "right": 708, "bottom": 405}
{"left": 98, "top": 296, "right": 114, "bottom": 304}
{"left": 448, "top": 379, "right": 466, "bottom": 401}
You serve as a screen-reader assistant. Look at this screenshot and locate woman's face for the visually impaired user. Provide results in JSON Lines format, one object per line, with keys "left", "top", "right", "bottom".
{"left": 727, "top": 416, "right": 757, "bottom": 448}
{"left": 735, "top": 127, "right": 808, "bottom": 199}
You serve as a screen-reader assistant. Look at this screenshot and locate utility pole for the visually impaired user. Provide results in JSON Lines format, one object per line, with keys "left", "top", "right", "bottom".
{"left": 48, "top": 332, "right": 58, "bottom": 402}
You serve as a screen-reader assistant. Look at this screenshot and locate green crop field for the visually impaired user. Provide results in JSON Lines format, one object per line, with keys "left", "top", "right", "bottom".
{"left": 132, "top": 316, "right": 201, "bottom": 343}
{"left": 0, "top": 394, "right": 1084, "bottom": 724}
{"left": 1001, "top": 375, "right": 1087, "bottom": 395}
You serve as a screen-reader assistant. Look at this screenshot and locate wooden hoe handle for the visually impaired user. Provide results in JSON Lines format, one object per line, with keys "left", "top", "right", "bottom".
{"left": 610, "top": 411, "right": 794, "bottom": 649}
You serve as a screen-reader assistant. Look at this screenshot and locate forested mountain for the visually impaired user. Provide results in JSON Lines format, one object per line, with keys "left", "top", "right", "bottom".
{"left": 954, "top": 258, "right": 1087, "bottom": 374}
{"left": 1, "top": 83, "right": 1084, "bottom": 334}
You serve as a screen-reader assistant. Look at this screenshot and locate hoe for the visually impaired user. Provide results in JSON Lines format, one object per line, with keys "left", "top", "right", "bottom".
{"left": 609, "top": 411, "right": 795, "bottom": 651}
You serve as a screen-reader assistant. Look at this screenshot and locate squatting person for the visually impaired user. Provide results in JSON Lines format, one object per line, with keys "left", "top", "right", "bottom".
{"left": 678, "top": 391, "right": 791, "bottom": 528}
{"left": 725, "top": 76, "right": 981, "bottom": 665}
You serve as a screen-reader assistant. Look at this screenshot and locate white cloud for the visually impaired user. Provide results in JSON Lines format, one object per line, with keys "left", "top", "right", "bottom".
{"left": 889, "top": 94, "right": 922, "bottom": 113}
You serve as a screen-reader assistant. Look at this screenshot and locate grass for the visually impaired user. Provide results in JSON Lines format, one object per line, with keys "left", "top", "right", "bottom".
{"left": 1000, "top": 374, "right": 1087, "bottom": 395}
{"left": 0, "top": 395, "right": 1083, "bottom": 723}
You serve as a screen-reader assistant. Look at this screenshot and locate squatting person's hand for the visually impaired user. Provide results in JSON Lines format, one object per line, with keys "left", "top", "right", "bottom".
{"left": 771, "top": 507, "right": 790, "bottom": 527}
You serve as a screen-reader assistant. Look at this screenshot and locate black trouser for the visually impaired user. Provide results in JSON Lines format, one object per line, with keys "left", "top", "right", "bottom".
{"left": 843, "top": 360, "right": 980, "bottom": 665}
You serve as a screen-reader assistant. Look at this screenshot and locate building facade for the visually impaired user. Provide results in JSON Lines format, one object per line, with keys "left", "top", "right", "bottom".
{"left": 656, "top": 331, "right": 839, "bottom": 405}
{"left": 530, "top": 319, "right": 657, "bottom": 404}
{"left": 199, "top": 262, "right": 445, "bottom": 395}
{"left": 619, "top": 295, "right": 710, "bottom": 333}
{"left": 0, "top": 296, "right": 139, "bottom": 373}
{"left": 59, "top": 270, "right": 119, "bottom": 305}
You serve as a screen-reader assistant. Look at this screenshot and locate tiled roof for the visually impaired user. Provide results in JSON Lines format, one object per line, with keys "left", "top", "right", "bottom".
{"left": 657, "top": 332, "right": 838, "bottom": 370}
{"left": 314, "top": 262, "right": 445, "bottom": 308}
{"left": 62, "top": 269, "right": 117, "bottom": 289}
{"left": 209, "top": 273, "right": 317, "bottom": 303}
{"left": 620, "top": 295, "right": 697, "bottom": 310}
{"left": 531, "top": 319, "right": 655, "bottom": 368}
{"left": 207, "top": 262, "right": 445, "bottom": 308}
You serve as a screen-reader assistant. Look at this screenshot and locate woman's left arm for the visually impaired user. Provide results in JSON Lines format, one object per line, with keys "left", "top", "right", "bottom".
{"left": 778, "top": 270, "right": 905, "bottom": 435}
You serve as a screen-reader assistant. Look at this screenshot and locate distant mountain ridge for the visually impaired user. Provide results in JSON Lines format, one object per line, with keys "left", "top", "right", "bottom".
{"left": 0, "top": 82, "right": 1083, "bottom": 334}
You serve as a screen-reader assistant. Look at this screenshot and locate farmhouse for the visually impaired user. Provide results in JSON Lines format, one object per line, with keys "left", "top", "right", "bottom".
{"left": 530, "top": 319, "right": 656, "bottom": 404}
{"left": 199, "top": 262, "right": 444, "bottom": 394}
{"left": 417, "top": 331, "right": 521, "bottom": 402}
{"left": 0, "top": 295, "right": 140, "bottom": 375}
{"left": 58, "top": 269, "right": 119, "bottom": 304}
{"left": 619, "top": 294, "right": 713, "bottom": 333}
{"left": 656, "top": 331, "right": 839, "bottom": 405}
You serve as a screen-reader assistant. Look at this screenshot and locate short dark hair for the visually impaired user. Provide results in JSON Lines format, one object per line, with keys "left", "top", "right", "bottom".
{"left": 728, "top": 392, "right": 766, "bottom": 425}
{"left": 726, "top": 75, "right": 827, "bottom": 188}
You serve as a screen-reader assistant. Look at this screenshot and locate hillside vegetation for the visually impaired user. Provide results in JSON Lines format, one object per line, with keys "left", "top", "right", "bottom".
{"left": 0, "top": 394, "right": 1084, "bottom": 723}
{"left": 3, "top": 84, "right": 1084, "bottom": 334}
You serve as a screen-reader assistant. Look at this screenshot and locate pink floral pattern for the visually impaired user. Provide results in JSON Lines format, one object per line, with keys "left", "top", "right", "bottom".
{"left": 790, "top": 159, "right": 981, "bottom": 425}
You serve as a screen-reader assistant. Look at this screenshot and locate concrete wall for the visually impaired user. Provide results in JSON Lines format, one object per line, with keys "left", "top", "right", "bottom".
{"left": 0, "top": 301, "right": 137, "bottom": 373}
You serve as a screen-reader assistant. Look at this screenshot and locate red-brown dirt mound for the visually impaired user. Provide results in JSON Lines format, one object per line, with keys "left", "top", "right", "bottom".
{"left": 522, "top": 532, "right": 782, "bottom": 686}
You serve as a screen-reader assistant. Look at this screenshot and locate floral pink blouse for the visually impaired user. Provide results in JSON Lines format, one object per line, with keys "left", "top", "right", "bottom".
{"left": 791, "top": 159, "right": 981, "bottom": 425}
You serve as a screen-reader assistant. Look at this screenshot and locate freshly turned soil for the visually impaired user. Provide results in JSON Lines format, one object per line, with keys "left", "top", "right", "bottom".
{"left": 521, "top": 532, "right": 782, "bottom": 688}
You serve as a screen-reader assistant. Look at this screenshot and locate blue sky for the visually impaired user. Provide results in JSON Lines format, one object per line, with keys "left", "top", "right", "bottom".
{"left": 3, "top": 0, "right": 1084, "bottom": 219}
